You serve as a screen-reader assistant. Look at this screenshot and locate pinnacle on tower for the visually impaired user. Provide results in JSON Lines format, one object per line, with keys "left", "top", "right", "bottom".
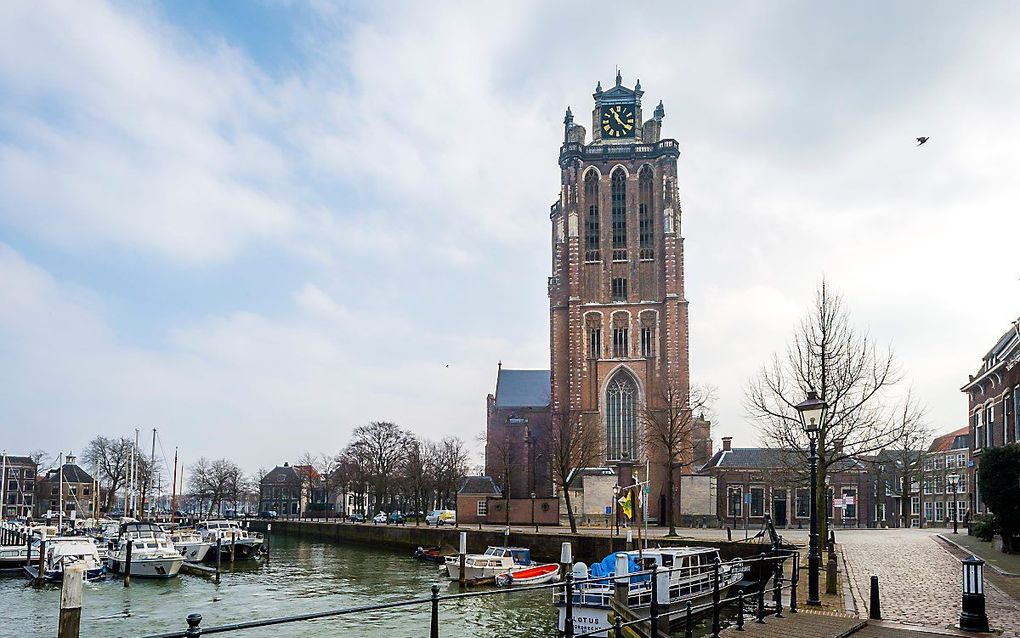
{"left": 615, "top": 69, "right": 622, "bottom": 86}
{"left": 654, "top": 100, "right": 665, "bottom": 121}
{"left": 564, "top": 106, "right": 573, "bottom": 126}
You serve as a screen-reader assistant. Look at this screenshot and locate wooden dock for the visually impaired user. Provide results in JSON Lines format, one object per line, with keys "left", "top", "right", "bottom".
{"left": 179, "top": 561, "right": 217, "bottom": 577}
{"left": 719, "top": 612, "right": 864, "bottom": 637}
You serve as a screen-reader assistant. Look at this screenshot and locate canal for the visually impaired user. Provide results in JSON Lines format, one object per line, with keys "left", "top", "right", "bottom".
{"left": 1, "top": 536, "right": 732, "bottom": 637}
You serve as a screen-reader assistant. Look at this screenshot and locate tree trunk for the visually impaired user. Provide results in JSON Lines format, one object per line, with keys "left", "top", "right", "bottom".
{"left": 666, "top": 462, "right": 676, "bottom": 536}
{"left": 563, "top": 483, "right": 578, "bottom": 534}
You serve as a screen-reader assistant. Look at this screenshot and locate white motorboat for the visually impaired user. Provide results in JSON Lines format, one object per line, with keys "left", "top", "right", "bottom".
{"left": 197, "top": 520, "right": 263, "bottom": 561}
{"left": 443, "top": 546, "right": 535, "bottom": 582}
{"left": 25, "top": 537, "right": 105, "bottom": 582}
{"left": 168, "top": 529, "right": 212, "bottom": 563}
{"left": 107, "top": 521, "right": 184, "bottom": 578}
{"left": 556, "top": 547, "right": 748, "bottom": 638}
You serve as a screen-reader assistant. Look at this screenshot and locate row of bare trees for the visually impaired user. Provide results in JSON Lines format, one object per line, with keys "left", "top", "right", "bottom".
{"left": 187, "top": 457, "right": 252, "bottom": 516}
{"left": 293, "top": 421, "right": 471, "bottom": 518}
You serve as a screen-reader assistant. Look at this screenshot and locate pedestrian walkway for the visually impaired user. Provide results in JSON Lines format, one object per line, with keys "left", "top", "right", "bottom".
{"left": 719, "top": 612, "right": 863, "bottom": 636}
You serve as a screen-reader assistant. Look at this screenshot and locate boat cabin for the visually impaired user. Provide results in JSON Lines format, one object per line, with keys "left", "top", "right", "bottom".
{"left": 483, "top": 546, "right": 532, "bottom": 565}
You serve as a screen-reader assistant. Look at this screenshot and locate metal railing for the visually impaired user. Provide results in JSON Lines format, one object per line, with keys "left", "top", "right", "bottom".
{"left": 134, "top": 549, "right": 797, "bottom": 638}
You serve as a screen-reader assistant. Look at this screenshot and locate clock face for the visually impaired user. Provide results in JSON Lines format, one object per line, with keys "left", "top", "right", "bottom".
{"left": 601, "top": 104, "right": 636, "bottom": 138}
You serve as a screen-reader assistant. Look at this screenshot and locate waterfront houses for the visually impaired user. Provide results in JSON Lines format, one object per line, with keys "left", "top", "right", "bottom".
{"left": 2, "top": 454, "right": 37, "bottom": 518}
{"left": 258, "top": 463, "right": 320, "bottom": 516}
{"left": 35, "top": 454, "right": 97, "bottom": 520}
{"left": 961, "top": 318, "right": 1020, "bottom": 516}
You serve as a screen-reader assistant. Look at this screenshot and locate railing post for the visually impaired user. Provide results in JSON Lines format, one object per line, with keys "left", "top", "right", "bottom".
{"left": 564, "top": 569, "right": 575, "bottom": 638}
{"left": 614, "top": 614, "right": 622, "bottom": 638}
{"left": 774, "top": 556, "right": 784, "bottom": 618}
{"left": 684, "top": 601, "right": 693, "bottom": 638}
{"left": 430, "top": 583, "right": 440, "bottom": 638}
{"left": 185, "top": 613, "right": 202, "bottom": 637}
{"left": 736, "top": 591, "right": 745, "bottom": 631}
{"left": 756, "top": 575, "right": 765, "bottom": 623}
{"left": 712, "top": 556, "right": 721, "bottom": 637}
{"left": 649, "top": 563, "right": 659, "bottom": 638}
{"left": 790, "top": 552, "right": 799, "bottom": 613}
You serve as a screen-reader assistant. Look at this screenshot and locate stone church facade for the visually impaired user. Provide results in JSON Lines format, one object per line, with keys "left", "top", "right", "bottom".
{"left": 485, "top": 73, "right": 710, "bottom": 524}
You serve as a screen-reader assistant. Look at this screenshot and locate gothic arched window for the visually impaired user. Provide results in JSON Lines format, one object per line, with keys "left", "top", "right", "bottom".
{"left": 606, "top": 371, "right": 637, "bottom": 461}
{"left": 638, "top": 167, "right": 654, "bottom": 260}
{"left": 611, "top": 168, "right": 627, "bottom": 261}
{"left": 585, "top": 171, "right": 601, "bottom": 262}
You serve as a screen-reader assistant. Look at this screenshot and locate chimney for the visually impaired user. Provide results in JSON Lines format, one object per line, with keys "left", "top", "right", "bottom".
{"left": 722, "top": 437, "right": 732, "bottom": 452}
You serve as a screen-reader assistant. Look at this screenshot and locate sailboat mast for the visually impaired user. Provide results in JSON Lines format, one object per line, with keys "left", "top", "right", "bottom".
{"left": 148, "top": 428, "right": 156, "bottom": 520}
{"left": 1, "top": 451, "right": 7, "bottom": 519}
{"left": 58, "top": 452, "right": 64, "bottom": 532}
{"left": 170, "top": 447, "right": 178, "bottom": 526}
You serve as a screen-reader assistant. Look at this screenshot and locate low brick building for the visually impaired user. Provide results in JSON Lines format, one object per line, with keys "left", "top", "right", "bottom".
{"left": 2, "top": 454, "right": 37, "bottom": 519}
{"left": 700, "top": 437, "right": 871, "bottom": 529}
{"left": 35, "top": 454, "right": 97, "bottom": 520}
{"left": 456, "top": 475, "right": 501, "bottom": 525}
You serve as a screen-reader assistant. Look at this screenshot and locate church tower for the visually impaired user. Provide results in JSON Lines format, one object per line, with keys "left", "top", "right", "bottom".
{"left": 549, "top": 72, "right": 694, "bottom": 520}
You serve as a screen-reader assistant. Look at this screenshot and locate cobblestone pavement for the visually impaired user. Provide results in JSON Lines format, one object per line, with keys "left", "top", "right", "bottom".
{"left": 839, "top": 529, "right": 1020, "bottom": 636}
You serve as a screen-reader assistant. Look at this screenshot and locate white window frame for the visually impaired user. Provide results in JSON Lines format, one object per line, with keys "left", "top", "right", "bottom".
{"left": 476, "top": 499, "right": 487, "bottom": 517}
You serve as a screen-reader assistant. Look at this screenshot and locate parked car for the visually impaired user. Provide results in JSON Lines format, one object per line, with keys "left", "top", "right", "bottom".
{"left": 259, "top": 510, "right": 278, "bottom": 519}
{"left": 372, "top": 512, "right": 387, "bottom": 524}
{"left": 349, "top": 513, "right": 365, "bottom": 523}
{"left": 425, "top": 510, "right": 456, "bottom": 526}
{"left": 387, "top": 511, "right": 406, "bottom": 525}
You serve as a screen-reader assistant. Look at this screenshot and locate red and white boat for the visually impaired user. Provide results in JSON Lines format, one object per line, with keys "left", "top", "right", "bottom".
{"left": 495, "top": 563, "right": 560, "bottom": 587}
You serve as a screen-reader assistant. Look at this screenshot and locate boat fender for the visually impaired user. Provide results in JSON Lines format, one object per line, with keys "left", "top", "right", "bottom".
{"left": 495, "top": 572, "right": 512, "bottom": 588}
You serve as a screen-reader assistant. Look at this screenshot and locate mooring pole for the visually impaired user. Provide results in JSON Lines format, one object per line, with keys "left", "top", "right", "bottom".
{"left": 123, "top": 539, "right": 132, "bottom": 587}
{"left": 230, "top": 531, "right": 236, "bottom": 564}
{"left": 684, "top": 601, "right": 693, "bottom": 638}
{"left": 458, "top": 532, "right": 467, "bottom": 585}
{"left": 58, "top": 563, "right": 84, "bottom": 638}
{"left": 215, "top": 538, "right": 222, "bottom": 583}
{"left": 265, "top": 523, "right": 272, "bottom": 561}
{"left": 37, "top": 535, "right": 46, "bottom": 586}
{"left": 712, "top": 556, "right": 722, "bottom": 637}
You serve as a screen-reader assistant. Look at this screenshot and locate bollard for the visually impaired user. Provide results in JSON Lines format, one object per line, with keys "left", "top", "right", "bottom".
{"left": 654, "top": 560, "right": 671, "bottom": 637}
{"left": 458, "top": 532, "right": 467, "bottom": 585}
{"left": 727, "top": 526, "right": 732, "bottom": 542}
{"left": 869, "top": 575, "right": 881, "bottom": 620}
{"left": 37, "top": 537, "right": 47, "bottom": 586}
{"left": 826, "top": 551, "right": 838, "bottom": 595}
{"left": 737, "top": 591, "right": 745, "bottom": 631}
{"left": 58, "top": 563, "right": 84, "bottom": 638}
{"left": 215, "top": 538, "right": 221, "bottom": 584}
{"left": 185, "top": 613, "right": 203, "bottom": 637}
{"left": 614, "top": 553, "right": 629, "bottom": 608}
{"left": 123, "top": 539, "right": 133, "bottom": 587}
{"left": 712, "top": 557, "right": 721, "bottom": 637}
{"left": 430, "top": 582, "right": 440, "bottom": 638}
{"left": 774, "top": 557, "right": 784, "bottom": 618}
{"left": 684, "top": 601, "right": 693, "bottom": 638}
{"left": 564, "top": 569, "right": 575, "bottom": 638}
{"left": 790, "top": 552, "right": 799, "bottom": 613}
{"left": 959, "top": 555, "right": 989, "bottom": 632}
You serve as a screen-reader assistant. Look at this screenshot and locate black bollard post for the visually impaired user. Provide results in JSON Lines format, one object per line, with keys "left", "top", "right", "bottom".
{"left": 869, "top": 575, "right": 881, "bottom": 619}
{"left": 712, "top": 557, "right": 721, "bottom": 637}
{"left": 185, "top": 613, "right": 203, "bottom": 637}
{"left": 736, "top": 590, "right": 745, "bottom": 630}
{"left": 123, "top": 539, "right": 132, "bottom": 588}
{"left": 959, "top": 556, "right": 989, "bottom": 632}
{"left": 684, "top": 601, "right": 693, "bottom": 638}
{"left": 37, "top": 537, "right": 47, "bottom": 586}
{"left": 26, "top": 533, "right": 33, "bottom": 567}
{"left": 430, "top": 583, "right": 440, "bottom": 638}
{"left": 564, "top": 570, "right": 575, "bottom": 638}
{"left": 790, "top": 552, "right": 799, "bottom": 613}
{"left": 727, "top": 526, "right": 732, "bottom": 542}
{"left": 756, "top": 578, "right": 765, "bottom": 623}
{"left": 774, "top": 557, "right": 784, "bottom": 618}
{"left": 215, "top": 538, "right": 221, "bottom": 584}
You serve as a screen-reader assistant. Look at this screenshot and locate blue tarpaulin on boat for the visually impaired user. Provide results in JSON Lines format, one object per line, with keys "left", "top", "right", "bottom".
{"left": 588, "top": 553, "right": 649, "bottom": 583}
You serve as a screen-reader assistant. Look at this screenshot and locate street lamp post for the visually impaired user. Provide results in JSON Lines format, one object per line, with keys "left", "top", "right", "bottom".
{"left": 795, "top": 389, "right": 828, "bottom": 607}
{"left": 948, "top": 475, "right": 959, "bottom": 535}
{"left": 531, "top": 492, "right": 537, "bottom": 533}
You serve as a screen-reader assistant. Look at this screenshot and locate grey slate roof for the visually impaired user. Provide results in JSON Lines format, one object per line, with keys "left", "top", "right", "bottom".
{"left": 3, "top": 455, "right": 37, "bottom": 466}
{"left": 43, "top": 463, "right": 94, "bottom": 484}
{"left": 494, "top": 369, "right": 551, "bottom": 408}
{"left": 262, "top": 464, "right": 302, "bottom": 485}
{"left": 458, "top": 475, "right": 502, "bottom": 496}
{"left": 701, "top": 448, "right": 865, "bottom": 473}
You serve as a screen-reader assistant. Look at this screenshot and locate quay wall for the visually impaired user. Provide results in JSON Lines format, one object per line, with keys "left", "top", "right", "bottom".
{"left": 247, "top": 520, "right": 771, "bottom": 564}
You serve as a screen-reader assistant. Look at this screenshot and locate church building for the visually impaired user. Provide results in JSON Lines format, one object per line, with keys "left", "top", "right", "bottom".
{"left": 485, "top": 73, "right": 711, "bottom": 525}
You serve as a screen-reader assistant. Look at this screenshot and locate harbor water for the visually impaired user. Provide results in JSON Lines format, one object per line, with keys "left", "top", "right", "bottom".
{"left": 0, "top": 535, "right": 732, "bottom": 637}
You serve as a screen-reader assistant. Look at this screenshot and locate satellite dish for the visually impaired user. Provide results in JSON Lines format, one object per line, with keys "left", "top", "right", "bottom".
{"left": 572, "top": 562, "right": 588, "bottom": 581}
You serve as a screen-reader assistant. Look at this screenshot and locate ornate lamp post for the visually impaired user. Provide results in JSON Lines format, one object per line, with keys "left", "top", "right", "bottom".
{"left": 947, "top": 475, "right": 959, "bottom": 535}
{"left": 531, "top": 492, "right": 537, "bottom": 533}
{"left": 795, "top": 389, "right": 828, "bottom": 607}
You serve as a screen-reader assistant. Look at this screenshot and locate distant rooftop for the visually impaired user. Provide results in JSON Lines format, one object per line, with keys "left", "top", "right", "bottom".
{"left": 494, "top": 369, "right": 550, "bottom": 409}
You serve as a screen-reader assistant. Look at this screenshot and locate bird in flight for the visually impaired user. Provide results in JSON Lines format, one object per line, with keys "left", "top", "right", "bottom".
{"left": 916, "top": 137, "right": 929, "bottom": 146}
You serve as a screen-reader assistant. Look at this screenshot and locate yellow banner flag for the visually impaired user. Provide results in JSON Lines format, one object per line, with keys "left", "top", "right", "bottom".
{"left": 618, "top": 490, "right": 633, "bottom": 520}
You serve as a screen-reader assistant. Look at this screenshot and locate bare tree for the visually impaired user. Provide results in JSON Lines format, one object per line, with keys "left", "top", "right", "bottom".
{"left": 641, "top": 383, "right": 715, "bottom": 535}
{"left": 346, "top": 422, "right": 412, "bottom": 513}
{"left": 83, "top": 436, "right": 133, "bottom": 512}
{"left": 484, "top": 426, "right": 521, "bottom": 528}
{"left": 434, "top": 437, "right": 469, "bottom": 509}
{"left": 402, "top": 437, "right": 436, "bottom": 525}
{"left": 745, "top": 279, "right": 923, "bottom": 543}
{"left": 188, "top": 457, "right": 241, "bottom": 515}
{"left": 547, "top": 410, "right": 606, "bottom": 534}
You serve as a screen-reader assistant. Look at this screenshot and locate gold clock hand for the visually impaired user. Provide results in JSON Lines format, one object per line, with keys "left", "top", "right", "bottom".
{"left": 612, "top": 110, "right": 624, "bottom": 126}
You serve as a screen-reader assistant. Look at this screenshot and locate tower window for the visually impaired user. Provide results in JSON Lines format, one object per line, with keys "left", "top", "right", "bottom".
{"left": 584, "top": 172, "right": 600, "bottom": 262}
{"left": 606, "top": 372, "right": 636, "bottom": 461}
{"left": 611, "top": 277, "right": 628, "bottom": 302}
{"left": 611, "top": 168, "right": 627, "bottom": 261}
{"left": 640, "top": 326, "right": 654, "bottom": 357}
{"left": 638, "top": 167, "right": 654, "bottom": 259}
{"left": 613, "top": 327, "right": 629, "bottom": 358}
{"left": 589, "top": 327, "right": 602, "bottom": 359}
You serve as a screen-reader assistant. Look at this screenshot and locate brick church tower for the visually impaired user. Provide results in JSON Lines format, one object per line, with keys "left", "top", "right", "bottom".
{"left": 548, "top": 72, "right": 699, "bottom": 521}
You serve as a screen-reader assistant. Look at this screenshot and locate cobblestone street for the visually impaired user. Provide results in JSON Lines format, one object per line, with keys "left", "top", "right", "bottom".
{"left": 839, "top": 529, "right": 1020, "bottom": 636}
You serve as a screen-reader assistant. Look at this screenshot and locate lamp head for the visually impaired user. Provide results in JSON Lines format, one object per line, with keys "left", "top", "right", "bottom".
{"left": 795, "top": 389, "right": 828, "bottom": 436}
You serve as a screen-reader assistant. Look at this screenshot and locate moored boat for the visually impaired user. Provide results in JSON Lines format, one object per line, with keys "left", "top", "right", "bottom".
{"left": 496, "top": 563, "right": 560, "bottom": 587}
{"left": 443, "top": 546, "right": 535, "bottom": 582}
{"left": 107, "top": 522, "right": 184, "bottom": 578}
{"left": 414, "top": 546, "right": 447, "bottom": 565}
{"left": 24, "top": 537, "right": 105, "bottom": 582}
{"left": 197, "top": 520, "right": 263, "bottom": 561}
{"left": 168, "top": 529, "right": 212, "bottom": 563}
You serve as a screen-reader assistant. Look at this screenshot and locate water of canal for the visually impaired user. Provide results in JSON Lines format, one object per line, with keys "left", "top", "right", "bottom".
{"left": 0, "top": 535, "right": 731, "bottom": 638}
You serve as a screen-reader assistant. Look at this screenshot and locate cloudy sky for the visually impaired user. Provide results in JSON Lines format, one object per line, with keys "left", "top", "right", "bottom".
{"left": 2, "top": 1, "right": 1018, "bottom": 474}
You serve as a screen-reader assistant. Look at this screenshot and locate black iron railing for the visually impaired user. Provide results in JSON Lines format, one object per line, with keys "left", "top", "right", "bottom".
{"left": 134, "top": 549, "right": 798, "bottom": 638}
